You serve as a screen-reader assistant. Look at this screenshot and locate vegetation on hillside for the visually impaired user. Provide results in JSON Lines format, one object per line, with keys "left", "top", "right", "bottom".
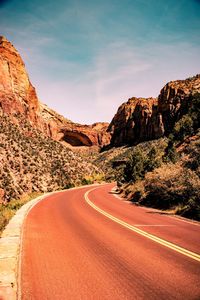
{"left": 0, "top": 113, "right": 105, "bottom": 233}
{"left": 94, "top": 93, "right": 200, "bottom": 221}
{"left": 0, "top": 192, "right": 41, "bottom": 235}
{"left": 0, "top": 113, "right": 102, "bottom": 202}
{"left": 117, "top": 93, "right": 200, "bottom": 220}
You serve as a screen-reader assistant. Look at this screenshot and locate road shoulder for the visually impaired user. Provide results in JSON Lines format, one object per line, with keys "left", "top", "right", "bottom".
{"left": 0, "top": 183, "right": 101, "bottom": 300}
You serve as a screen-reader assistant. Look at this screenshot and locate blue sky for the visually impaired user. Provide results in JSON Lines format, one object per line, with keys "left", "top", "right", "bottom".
{"left": 0, "top": 0, "right": 200, "bottom": 124}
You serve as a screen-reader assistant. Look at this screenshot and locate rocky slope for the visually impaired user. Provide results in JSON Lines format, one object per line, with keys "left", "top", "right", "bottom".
{"left": 0, "top": 36, "right": 105, "bottom": 202}
{"left": 102, "top": 91, "right": 200, "bottom": 220}
{"left": 0, "top": 36, "right": 110, "bottom": 148}
{"left": 0, "top": 113, "right": 101, "bottom": 202}
{"left": 108, "top": 97, "right": 163, "bottom": 146}
{"left": 158, "top": 75, "right": 200, "bottom": 134}
{"left": 108, "top": 75, "right": 200, "bottom": 146}
{"left": 0, "top": 36, "right": 41, "bottom": 126}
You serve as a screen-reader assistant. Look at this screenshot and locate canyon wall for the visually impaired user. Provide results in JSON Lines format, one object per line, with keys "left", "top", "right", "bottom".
{"left": 0, "top": 36, "right": 110, "bottom": 148}
{"left": 108, "top": 75, "right": 200, "bottom": 146}
{"left": 1, "top": 36, "right": 199, "bottom": 149}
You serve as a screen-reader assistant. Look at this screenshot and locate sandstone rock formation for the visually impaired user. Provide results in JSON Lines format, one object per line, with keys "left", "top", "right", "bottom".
{"left": 108, "top": 75, "right": 200, "bottom": 146}
{"left": 60, "top": 122, "right": 110, "bottom": 147}
{"left": 0, "top": 37, "right": 106, "bottom": 202}
{"left": 0, "top": 36, "right": 110, "bottom": 148}
{"left": 158, "top": 75, "right": 200, "bottom": 134}
{"left": 108, "top": 97, "right": 164, "bottom": 146}
{"left": 0, "top": 36, "right": 41, "bottom": 125}
{"left": 0, "top": 113, "right": 101, "bottom": 201}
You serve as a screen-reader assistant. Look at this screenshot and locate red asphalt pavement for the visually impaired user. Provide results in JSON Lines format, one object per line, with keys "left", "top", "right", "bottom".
{"left": 20, "top": 183, "right": 200, "bottom": 300}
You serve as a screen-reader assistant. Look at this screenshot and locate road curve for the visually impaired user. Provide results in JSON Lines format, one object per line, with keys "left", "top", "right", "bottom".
{"left": 19, "top": 183, "right": 200, "bottom": 300}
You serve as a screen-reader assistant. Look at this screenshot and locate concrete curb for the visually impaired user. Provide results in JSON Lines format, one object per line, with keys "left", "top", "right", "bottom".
{"left": 0, "top": 183, "right": 102, "bottom": 300}
{"left": 0, "top": 193, "right": 50, "bottom": 300}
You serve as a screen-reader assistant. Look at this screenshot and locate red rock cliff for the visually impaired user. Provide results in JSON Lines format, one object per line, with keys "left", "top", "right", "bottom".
{"left": 108, "top": 75, "right": 200, "bottom": 146}
{"left": 108, "top": 97, "right": 164, "bottom": 146}
{"left": 158, "top": 75, "right": 200, "bottom": 134}
{"left": 0, "top": 36, "right": 40, "bottom": 125}
{"left": 0, "top": 36, "right": 110, "bottom": 147}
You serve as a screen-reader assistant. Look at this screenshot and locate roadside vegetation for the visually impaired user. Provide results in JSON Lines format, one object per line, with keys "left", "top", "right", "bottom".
{"left": 0, "top": 114, "right": 106, "bottom": 234}
{"left": 81, "top": 173, "right": 105, "bottom": 185}
{"left": 0, "top": 192, "right": 41, "bottom": 235}
{"left": 0, "top": 170, "right": 105, "bottom": 236}
{"left": 95, "top": 93, "right": 200, "bottom": 221}
{"left": 0, "top": 114, "right": 101, "bottom": 203}
{"left": 117, "top": 93, "right": 200, "bottom": 220}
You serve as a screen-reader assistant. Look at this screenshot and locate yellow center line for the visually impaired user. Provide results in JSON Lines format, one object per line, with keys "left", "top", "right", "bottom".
{"left": 85, "top": 188, "right": 200, "bottom": 262}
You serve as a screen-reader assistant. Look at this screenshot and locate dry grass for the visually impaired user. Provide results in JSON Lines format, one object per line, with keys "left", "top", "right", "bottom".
{"left": 0, "top": 114, "right": 101, "bottom": 201}
{"left": 81, "top": 173, "right": 106, "bottom": 185}
{"left": 0, "top": 193, "right": 41, "bottom": 235}
{"left": 120, "top": 181, "right": 145, "bottom": 202}
{"left": 119, "top": 161, "right": 200, "bottom": 220}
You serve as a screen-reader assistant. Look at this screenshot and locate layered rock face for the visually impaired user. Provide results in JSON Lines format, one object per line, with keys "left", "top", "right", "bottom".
{"left": 0, "top": 36, "right": 41, "bottom": 125}
{"left": 0, "top": 37, "right": 104, "bottom": 201}
{"left": 158, "top": 75, "right": 200, "bottom": 134}
{"left": 108, "top": 97, "right": 164, "bottom": 146}
{"left": 59, "top": 122, "right": 110, "bottom": 147}
{"left": 108, "top": 75, "right": 200, "bottom": 146}
{"left": 0, "top": 36, "right": 110, "bottom": 147}
{"left": 40, "top": 103, "right": 111, "bottom": 147}
{"left": 0, "top": 113, "right": 100, "bottom": 201}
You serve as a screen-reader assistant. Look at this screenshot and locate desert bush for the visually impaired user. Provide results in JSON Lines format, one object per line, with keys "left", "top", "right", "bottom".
{"left": 145, "top": 146, "right": 162, "bottom": 172}
{"left": 163, "top": 138, "right": 179, "bottom": 163}
{"left": 163, "top": 93, "right": 200, "bottom": 163}
{"left": 81, "top": 173, "right": 105, "bottom": 185}
{"left": 0, "top": 192, "right": 41, "bottom": 235}
{"left": 184, "top": 137, "right": 200, "bottom": 174}
{"left": 141, "top": 164, "right": 200, "bottom": 219}
{"left": 122, "top": 146, "right": 162, "bottom": 183}
{"left": 123, "top": 149, "right": 145, "bottom": 183}
{"left": 189, "top": 92, "right": 200, "bottom": 130}
{"left": 173, "top": 115, "right": 194, "bottom": 142}
{"left": 121, "top": 181, "right": 145, "bottom": 202}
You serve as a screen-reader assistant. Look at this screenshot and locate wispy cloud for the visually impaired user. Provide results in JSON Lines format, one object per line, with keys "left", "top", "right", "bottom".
{"left": 1, "top": 0, "right": 200, "bottom": 123}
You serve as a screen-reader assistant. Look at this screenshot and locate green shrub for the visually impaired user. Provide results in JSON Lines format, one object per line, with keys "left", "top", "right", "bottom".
{"left": 189, "top": 93, "right": 200, "bottom": 130}
{"left": 122, "top": 146, "right": 162, "bottom": 183}
{"left": 173, "top": 115, "right": 194, "bottom": 142}
{"left": 145, "top": 146, "right": 162, "bottom": 172}
{"left": 163, "top": 93, "right": 200, "bottom": 163}
{"left": 123, "top": 150, "right": 146, "bottom": 183}
{"left": 163, "top": 139, "right": 179, "bottom": 163}
{"left": 141, "top": 164, "right": 200, "bottom": 220}
{"left": 64, "top": 183, "right": 75, "bottom": 189}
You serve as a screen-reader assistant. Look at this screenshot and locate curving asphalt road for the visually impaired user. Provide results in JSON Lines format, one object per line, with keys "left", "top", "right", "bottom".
{"left": 19, "top": 183, "right": 200, "bottom": 300}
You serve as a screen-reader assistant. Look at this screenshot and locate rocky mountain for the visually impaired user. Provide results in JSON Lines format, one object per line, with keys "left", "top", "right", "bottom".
{"left": 1, "top": 35, "right": 199, "bottom": 213}
{"left": 108, "top": 75, "right": 200, "bottom": 146}
{"left": 0, "top": 36, "right": 110, "bottom": 148}
{"left": 0, "top": 36, "right": 41, "bottom": 126}
{"left": 158, "top": 75, "right": 200, "bottom": 134}
{"left": 108, "top": 97, "right": 163, "bottom": 146}
{"left": 0, "top": 36, "right": 105, "bottom": 203}
{"left": 0, "top": 113, "right": 100, "bottom": 202}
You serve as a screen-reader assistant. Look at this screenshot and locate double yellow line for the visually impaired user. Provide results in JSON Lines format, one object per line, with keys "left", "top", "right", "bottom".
{"left": 85, "top": 188, "right": 200, "bottom": 262}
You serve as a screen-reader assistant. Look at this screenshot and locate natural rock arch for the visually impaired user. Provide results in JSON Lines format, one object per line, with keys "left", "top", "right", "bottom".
{"left": 61, "top": 130, "right": 93, "bottom": 146}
